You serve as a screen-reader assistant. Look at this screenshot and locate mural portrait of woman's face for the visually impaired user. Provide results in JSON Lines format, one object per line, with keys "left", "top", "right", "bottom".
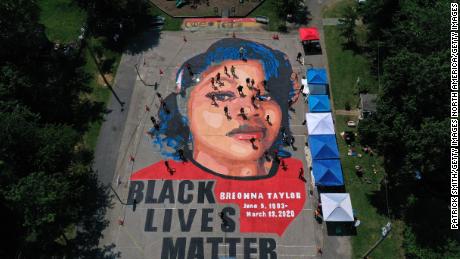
{"left": 151, "top": 38, "right": 300, "bottom": 178}
{"left": 187, "top": 60, "right": 282, "bottom": 177}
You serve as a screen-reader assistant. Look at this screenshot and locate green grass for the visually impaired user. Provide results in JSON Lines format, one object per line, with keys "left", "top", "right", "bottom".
{"left": 38, "top": 0, "right": 86, "bottom": 43}
{"left": 149, "top": 3, "right": 183, "bottom": 31}
{"left": 322, "top": 0, "right": 355, "bottom": 18}
{"left": 324, "top": 26, "right": 377, "bottom": 109}
{"left": 249, "top": 0, "right": 283, "bottom": 31}
{"left": 333, "top": 114, "right": 404, "bottom": 258}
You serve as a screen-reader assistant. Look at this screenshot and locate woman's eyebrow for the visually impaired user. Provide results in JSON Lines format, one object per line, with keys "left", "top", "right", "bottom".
{"left": 205, "top": 90, "right": 235, "bottom": 98}
{"left": 219, "top": 77, "right": 238, "bottom": 85}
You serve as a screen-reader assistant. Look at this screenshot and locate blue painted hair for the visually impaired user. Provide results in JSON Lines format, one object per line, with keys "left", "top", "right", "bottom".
{"left": 150, "top": 38, "right": 295, "bottom": 160}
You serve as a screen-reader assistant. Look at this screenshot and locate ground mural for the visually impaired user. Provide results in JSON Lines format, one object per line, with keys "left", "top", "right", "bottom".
{"left": 128, "top": 38, "right": 307, "bottom": 258}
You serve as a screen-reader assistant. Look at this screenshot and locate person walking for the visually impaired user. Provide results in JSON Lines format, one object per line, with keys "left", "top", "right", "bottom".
{"left": 150, "top": 116, "right": 160, "bottom": 131}
{"left": 224, "top": 106, "right": 230, "bottom": 119}
{"left": 316, "top": 247, "right": 323, "bottom": 256}
{"left": 216, "top": 72, "right": 221, "bottom": 84}
{"left": 266, "top": 114, "right": 271, "bottom": 125}
{"left": 230, "top": 65, "right": 236, "bottom": 78}
{"left": 288, "top": 99, "right": 295, "bottom": 112}
{"left": 296, "top": 52, "right": 302, "bottom": 63}
{"left": 281, "top": 159, "right": 288, "bottom": 171}
{"left": 263, "top": 151, "right": 271, "bottom": 162}
{"left": 156, "top": 92, "right": 163, "bottom": 102}
{"left": 150, "top": 116, "right": 157, "bottom": 125}
{"left": 246, "top": 78, "right": 251, "bottom": 89}
{"left": 263, "top": 79, "right": 269, "bottom": 92}
{"left": 239, "top": 107, "right": 247, "bottom": 120}
{"left": 210, "top": 77, "right": 215, "bottom": 88}
{"left": 239, "top": 46, "right": 244, "bottom": 60}
{"left": 250, "top": 78, "right": 255, "bottom": 88}
{"left": 164, "top": 161, "right": 176, "bottom": 175}
{"left": 162, "top": 102, "right": 170, "bottom": 114}
{"left": 177, "top": 149, "right": 187, "bottom": 163}
{"left": 237, "top": 85, "right": 244, "bottom": 96}
{"left": 211, "top": 94, "right": 218, "bottom": 107}
{"left": 186, "top": 63, "right": 193, "bottom": 76}
{"left": 290, "top": 136, "right": 297, "bottom": 151}
{"left": 298, "top": 167, "right": 305, "bottom": 181}
{"left": 299, "top": 84, "right": 305, "bottom": 93}
{"left": 249, "top": 137, "right": 257, "bottom": 149}
{"left": 251, "top": 95, "right": 258, "bottom": 109}
{"left": 224, "top": 66, "right": 228, "bottom": 76}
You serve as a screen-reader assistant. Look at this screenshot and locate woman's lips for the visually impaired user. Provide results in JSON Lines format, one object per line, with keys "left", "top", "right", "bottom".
{"left": 231, "top": 132, "right": 264, "bottom": 140}
{"left": 226, "top": 125, "right": 266, "bottom": 141}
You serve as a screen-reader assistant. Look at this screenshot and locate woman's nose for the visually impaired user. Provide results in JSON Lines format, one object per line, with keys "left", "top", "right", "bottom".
{"left": 231, "top": 95, "right": 262, "bottom": 117}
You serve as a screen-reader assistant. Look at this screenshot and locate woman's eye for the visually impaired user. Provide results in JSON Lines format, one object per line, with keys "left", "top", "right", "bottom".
{"left": 215, "top": 94, "right": 232, "bottom": 101}
{"left": 206, "top": 91, "right": 236, "bottom": 102}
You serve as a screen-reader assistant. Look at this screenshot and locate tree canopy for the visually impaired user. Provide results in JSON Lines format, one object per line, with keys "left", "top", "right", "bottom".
{"left": 357, "top": 0, "right": 456, "bottom": 257}
{"left": 0, "top": 0, "right": 120, "bottom": 257}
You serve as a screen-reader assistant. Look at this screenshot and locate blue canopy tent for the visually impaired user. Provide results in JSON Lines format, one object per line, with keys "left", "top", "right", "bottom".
{"left": 309, "top": 135, "right": 339, "bottom": 160}
{"left": 312, "top": 159, "right": 344, "bottom": 186}
{"left": 308, "top": 95, "right": 331, "bottom": 112}
{"left": 309, "top": 84, "right": 328, "bottom": 95}
{"left": 307, "top": 68, "right": 328, "bottom": 85}
{"left": 306, "top": 68, "right": 328, "bottom": 95}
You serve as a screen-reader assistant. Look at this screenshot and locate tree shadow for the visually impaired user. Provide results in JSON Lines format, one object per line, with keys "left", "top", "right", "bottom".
{"left": 72, "top": 99, "right": 107, "bottom": 132}
{"left": 70, "top": 174, "right": 120, "bottom": 258}
{"left": 403, "top": 188, "right": 459, "bottom": 253}
{"left": 341, "top": 41, "right": 364, "bottom": 55}
{"left": 125, "top": 29, "right": 161, "bottom": 55}
{"left": 326, "top": 222, "right": 357, "bottom": 236}
{"left": 317, "top": 185, "right": 347, "bottom": 193}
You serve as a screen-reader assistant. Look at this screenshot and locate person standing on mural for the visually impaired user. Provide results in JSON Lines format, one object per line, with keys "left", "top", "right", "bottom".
{"left": 210, "top": 77, "right": 215, "bottom": 88}
{"left": 239, "top": 46, "right": 244, "bottom": 60}
{"left": 296, "top": 52, "right": 302, "bottom": 63}
{"left": 237, "top": 85, "right": 244, "bottom": 96}
{"left": 245, "top": 78, "right": 251, "bottom": 89}
{"left": 216, "top": 72, "right": 221, "bottom": 85}
{"left": 186, "top": 63, "right": 194, "bottom": 76}
{"left": 224, "top": 106, "right": 230, "bottom": 120}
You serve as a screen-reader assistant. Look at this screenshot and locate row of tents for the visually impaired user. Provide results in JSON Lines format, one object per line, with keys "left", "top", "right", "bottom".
{"left": 304, "top": 65, "right": 354, "bottom": 223}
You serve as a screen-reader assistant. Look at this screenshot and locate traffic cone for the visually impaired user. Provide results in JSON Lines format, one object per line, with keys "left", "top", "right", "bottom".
{"left": 159, "top": 69, "right": 164, "bottom": 75}
{"left": 118, "top": 217, "right": 124, "bottom": 226}
{"left": 129, "top": 155, "right": 135, "bottom": 162}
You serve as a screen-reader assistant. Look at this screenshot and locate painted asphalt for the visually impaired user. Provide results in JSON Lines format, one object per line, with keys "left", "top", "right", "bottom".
{"left": 94, "top": 1, "right": 351, "bottom": 258}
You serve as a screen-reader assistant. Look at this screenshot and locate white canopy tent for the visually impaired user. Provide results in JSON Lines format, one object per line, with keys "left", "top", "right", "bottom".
{"left": 320, "top": 193, "right": 354, "bottom": 222}
{"left": 306, "top": 113, "right": 335, "bottom": 135}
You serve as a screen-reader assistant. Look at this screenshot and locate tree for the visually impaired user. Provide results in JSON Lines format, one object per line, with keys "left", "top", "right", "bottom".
{"left": 0, "top": 0, "right": 48, "bottom": 61}
{"left": 77, "top": 0, "right": 151, "bottom": 46}
{"left": 0, "top": 1, "right": 112, "bottom": 257}
{"left": 338, "top": 4, "right": 358, "bottom": 45}
{"left": 358, "top": 0, "right": 457, "bottom": 256}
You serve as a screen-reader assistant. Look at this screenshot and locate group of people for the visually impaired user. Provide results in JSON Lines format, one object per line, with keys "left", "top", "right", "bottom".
{"left": 208, "top": 65, "right": 273, "bottom": 122}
